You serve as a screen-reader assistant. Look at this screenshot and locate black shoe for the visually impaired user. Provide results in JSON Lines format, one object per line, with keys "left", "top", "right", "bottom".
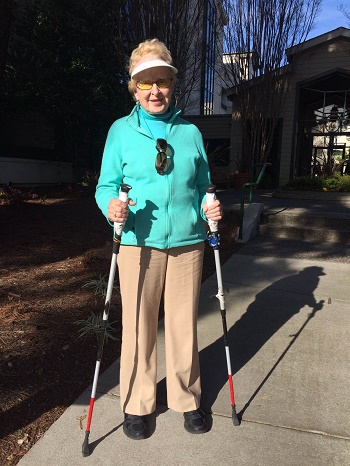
{"left": 123, "top": 413, "right": 148, "bottom": 440}
{"left": 183, "top": 409, "right": 207, "bottom": 434}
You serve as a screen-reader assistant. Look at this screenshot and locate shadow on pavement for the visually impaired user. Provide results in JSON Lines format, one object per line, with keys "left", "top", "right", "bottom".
{"left": 198, "top": 266, "right": 325, "bottom": 414}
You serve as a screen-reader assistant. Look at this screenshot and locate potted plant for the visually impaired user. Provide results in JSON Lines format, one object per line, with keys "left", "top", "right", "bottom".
{"left": 206, "top": 142, "right": 232, "bottom": 189}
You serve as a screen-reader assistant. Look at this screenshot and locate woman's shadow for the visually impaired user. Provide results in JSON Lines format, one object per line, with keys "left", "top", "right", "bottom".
{"left": 198, "top": 265, "right": 325, "bottom": 418}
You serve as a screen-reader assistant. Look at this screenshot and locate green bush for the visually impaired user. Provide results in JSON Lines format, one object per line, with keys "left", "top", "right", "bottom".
{"left": 323, "top": 173, "right": 350, "bottom": 192}
{"left": 284, "top": 174, "right": 350, "bottom": 192}
{"left": 323, "top": 174, "right": 341, "bottom": 191}
{"left": 338, "top": 174, "right": 350, "bottom": 192}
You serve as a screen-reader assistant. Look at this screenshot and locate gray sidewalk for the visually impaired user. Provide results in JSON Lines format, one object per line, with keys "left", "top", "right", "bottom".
{"left": 218, "top": 187, "right": 350, "bottom": 215}
{"left": 17, "top": 191, "right": 350, "bottom": 466}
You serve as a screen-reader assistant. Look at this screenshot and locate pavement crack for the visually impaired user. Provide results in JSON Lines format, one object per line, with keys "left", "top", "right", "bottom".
{"left": 241, "top": 417, "right": 350, "bottom": 441}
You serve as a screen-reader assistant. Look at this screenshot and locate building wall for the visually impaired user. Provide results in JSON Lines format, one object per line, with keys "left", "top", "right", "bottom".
{"left": 184, "top": 114, "right": 231, "bottom": 139}
{"left": 229, "top": 32, "right": 350, "bottom": 187}
{"left": 279, "top": 37, "right": 350, "bottom": 185}
{"left": 0, "top": 158, "right": 74, "bottom": 186}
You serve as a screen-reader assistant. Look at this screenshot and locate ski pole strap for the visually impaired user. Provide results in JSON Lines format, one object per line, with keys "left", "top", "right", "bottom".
{"left": 113, "top": 183, "right": 132, "bottom": 253}
{"left": 206, "top": 184, "right": 220, "bottom": 250}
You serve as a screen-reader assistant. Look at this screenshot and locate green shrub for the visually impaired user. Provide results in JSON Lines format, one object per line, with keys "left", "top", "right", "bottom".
{"left": 338, "top": 174, "right": 350, "bottom": 192}
{"left": 323, "top": 173, "right": 350, "bottom": 192}
{"left": 323, "top": 173, "right": 341, "bottom": 191}
{"left": 283, "top": 174, "right": 350, "bottom": 192}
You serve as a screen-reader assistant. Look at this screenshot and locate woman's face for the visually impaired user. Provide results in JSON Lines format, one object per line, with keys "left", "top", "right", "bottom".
{"left": 134, "top": 66, "right": 175, "bottom": 115}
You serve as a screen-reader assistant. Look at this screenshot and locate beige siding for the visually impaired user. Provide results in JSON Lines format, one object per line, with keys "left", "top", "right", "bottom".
{"left": 292, "top": 41, "right": 350, "bottom": 82}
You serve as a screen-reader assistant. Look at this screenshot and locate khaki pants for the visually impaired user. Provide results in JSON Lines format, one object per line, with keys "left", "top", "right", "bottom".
{"left": 117, "top": 242, "right": 204, "bottom": 415}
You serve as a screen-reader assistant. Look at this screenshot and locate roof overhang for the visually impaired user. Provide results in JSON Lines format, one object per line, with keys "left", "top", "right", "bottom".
{"left": 286, "top": 27, "right": 350, "bottom": 61}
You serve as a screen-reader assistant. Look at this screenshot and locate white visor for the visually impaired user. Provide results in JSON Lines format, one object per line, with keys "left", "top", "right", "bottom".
{"left": 131, "top": 59, "right": 178, "bottom": 78}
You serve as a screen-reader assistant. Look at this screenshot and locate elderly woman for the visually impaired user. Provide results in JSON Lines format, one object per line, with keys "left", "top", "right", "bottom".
{"left": 95, "top": 39, "right": 222, "bottom": 440}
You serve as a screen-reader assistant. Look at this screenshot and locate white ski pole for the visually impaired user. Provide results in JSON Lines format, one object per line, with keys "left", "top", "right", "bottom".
{"left": 206, "top": 185, "right": 240, "bottom": 426}
{"left": 82, "top": 183, "right": 132, "bottom": 456}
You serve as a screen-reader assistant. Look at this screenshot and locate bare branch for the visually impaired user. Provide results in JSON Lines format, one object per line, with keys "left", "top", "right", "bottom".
{"left": 111, "top": 0, "right": 208, "bottom": 112}
{"left": 218, "top": 0, "right": 322, "bottom": 167}
{"left": 339, "top": 3, "right": 350, "bottom": 23}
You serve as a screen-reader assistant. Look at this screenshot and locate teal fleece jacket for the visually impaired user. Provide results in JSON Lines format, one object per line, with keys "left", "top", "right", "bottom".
{"left": 95, "top": 104, "right": 211, "bottom": 249}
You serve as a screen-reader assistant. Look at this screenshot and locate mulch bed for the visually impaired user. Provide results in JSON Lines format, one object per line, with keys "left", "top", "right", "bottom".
{"left": 0, "top": 189, "right": 242, "bottom": 465}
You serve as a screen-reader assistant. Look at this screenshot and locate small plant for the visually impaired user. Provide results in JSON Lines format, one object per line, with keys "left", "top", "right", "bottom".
{"left": 74, "top": 312, "right": 119, "bottom": 343}
{"left": 205, "top": 142, "right": 231, "bottom": 168}
{"left": 82, "top": 274, "right": 119, "bottom": 298}
{"left": 80, "top": 169, "right": 99, "bottom": 191}
{"left": 78, "top": 275, "right": 121, "bottom": 341}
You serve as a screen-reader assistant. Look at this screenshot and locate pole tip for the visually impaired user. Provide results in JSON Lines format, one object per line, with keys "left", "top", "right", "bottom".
{"left": 232, "top": 405, "right": 240, "bottom": 426}
{"left": 82, "top": 433, "right": 90, "bottom": 457}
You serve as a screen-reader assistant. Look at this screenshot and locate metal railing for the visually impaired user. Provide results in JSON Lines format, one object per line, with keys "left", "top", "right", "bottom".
{"left": 238, "top": 162, "right": 271, "bottom": 241}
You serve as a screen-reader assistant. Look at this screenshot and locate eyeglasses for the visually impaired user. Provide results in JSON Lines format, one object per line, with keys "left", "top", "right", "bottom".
{"left": 136, "top": 78, "right": 173, "bottom": 90}
{"left": 155, "top": 138, "right": 168, "bottom": 175}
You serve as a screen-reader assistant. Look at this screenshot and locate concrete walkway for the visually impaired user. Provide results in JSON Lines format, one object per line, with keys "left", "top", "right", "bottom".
{"left": 17, "top": 191, "right": 350, "bottom": 466}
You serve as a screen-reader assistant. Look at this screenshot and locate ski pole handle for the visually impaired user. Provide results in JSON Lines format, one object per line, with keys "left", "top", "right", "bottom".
{"left": 114, "top": 183, "right": 132, "bottom": 235}
{"left": 206, "top": 185, "right": 218, "bottom": 233}
{"left": 113, "top": 184, "right": 132, "bottom": 252}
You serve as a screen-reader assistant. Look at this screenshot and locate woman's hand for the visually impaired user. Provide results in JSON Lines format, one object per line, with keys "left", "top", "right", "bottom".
{"left": 108, "top": 198, "right": 136, "bottom": 223}
{"left": 202, "top": 199, "right": 223, "bottom": 222}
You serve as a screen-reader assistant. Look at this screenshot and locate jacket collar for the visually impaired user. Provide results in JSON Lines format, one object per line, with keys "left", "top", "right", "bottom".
{"left": 126, "top": 104, "right": 181, "bottom": 137}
